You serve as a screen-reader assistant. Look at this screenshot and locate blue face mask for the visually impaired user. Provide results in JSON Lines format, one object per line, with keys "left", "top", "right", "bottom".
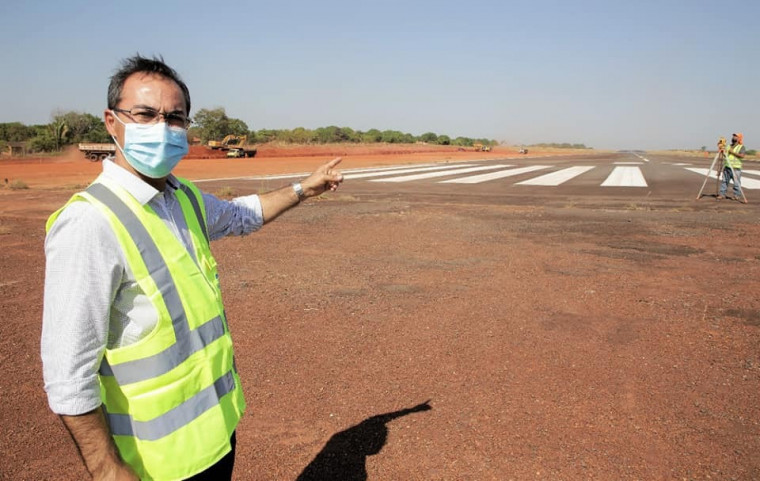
{"left": 112, "top": 113, "right": 189, "bottom": 179}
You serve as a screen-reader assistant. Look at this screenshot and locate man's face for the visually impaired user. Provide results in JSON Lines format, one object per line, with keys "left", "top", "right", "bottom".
{"left": 732, "top": 135, "right": 738, "bottom": 143}
{"left": 104, "top": 73, "right": 187, "bottom": 148}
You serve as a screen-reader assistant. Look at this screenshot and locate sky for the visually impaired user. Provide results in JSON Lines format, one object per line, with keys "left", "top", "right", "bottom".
{"left": 0, "top": 0, "right": 757, "bottom": 150}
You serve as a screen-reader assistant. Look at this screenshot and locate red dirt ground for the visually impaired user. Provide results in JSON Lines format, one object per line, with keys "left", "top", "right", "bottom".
{"left": 1, "top": 145, "right": 759, "bottom": 480}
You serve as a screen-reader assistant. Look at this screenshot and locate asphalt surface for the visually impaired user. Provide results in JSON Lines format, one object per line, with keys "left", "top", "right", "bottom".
{"left": 198, "top": 152, "right": 756, "bottom": 212}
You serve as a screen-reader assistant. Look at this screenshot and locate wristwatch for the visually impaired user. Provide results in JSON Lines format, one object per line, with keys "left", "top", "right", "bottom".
{"left": 291, "top": 182, "right": 305, "bottom": 201}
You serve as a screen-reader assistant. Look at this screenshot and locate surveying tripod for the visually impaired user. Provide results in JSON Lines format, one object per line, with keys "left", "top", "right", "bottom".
{"left": 696, "top": 138, "right": 747, "bottom": 203}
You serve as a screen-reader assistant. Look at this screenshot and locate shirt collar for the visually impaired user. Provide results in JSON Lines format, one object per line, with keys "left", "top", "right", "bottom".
{"left": 101, "top": 158, "right": 180, "bottom": 205}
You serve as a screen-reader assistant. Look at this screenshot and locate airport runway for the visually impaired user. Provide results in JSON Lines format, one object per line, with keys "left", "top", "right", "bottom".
{"left": 196, "top": 152, "right": 756, "bottom": 210}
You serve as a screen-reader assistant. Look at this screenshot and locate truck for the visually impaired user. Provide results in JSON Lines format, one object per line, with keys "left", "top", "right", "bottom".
{"left": 208, "top": 135, "right": 257, "bottom": 158}
{"left": 473, "top": 143, "right": 492, "bottom": 152}
{"left": 226, "top": 147, "right": 257, "bottom": 158}
{"left": 78, "top": 143, "right": 116, "bottom": 161}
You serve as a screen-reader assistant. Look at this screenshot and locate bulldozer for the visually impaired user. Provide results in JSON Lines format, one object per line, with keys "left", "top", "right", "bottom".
{"left": 208, "top": 135, "right": 246, "bottom": 150}
{"left": 206, "top": 135, "right": 257, "bottom": 158}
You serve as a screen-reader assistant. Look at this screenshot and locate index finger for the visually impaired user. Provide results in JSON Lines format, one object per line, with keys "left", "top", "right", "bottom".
{"left": 325, "top": 157, "right": 342, "bottom": 169}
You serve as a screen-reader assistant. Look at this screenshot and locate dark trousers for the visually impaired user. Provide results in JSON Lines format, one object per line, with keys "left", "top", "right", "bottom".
{"left": 185, "top": 432, "right": 237, "bottom": 480}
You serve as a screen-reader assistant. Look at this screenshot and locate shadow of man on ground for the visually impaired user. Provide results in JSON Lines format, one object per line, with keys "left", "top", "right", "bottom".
{"left": 296, "top": 400, "right": 432, "bottom": 481}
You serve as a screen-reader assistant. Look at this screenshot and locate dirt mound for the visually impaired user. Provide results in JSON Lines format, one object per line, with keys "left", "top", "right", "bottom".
{"left": 187, "top": 145, "right": 228, "bottom": 159}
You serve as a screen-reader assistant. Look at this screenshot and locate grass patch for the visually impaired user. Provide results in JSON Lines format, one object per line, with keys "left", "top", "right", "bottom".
{"left": 8, "top": 180, "right": 29, "bottom": 190}
{"left": 63, "top": 183, "right": 89, "bottom": 191}
{"left": 623, "top": 203, "right": 651, "bottom": 211}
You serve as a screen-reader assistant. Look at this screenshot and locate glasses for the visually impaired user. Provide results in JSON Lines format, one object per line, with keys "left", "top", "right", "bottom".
{"left": 112, "top": 107, "right": 191, "bottom": 128}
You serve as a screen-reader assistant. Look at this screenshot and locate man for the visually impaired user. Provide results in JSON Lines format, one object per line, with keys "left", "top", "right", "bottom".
{"left": 41, "top": 55, "right": 343, "bottom": 480}
{"left": 718, "top": 132, "right": 746, "bottom": 202}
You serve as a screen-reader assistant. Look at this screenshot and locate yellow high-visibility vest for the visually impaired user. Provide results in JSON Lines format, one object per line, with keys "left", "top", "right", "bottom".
{"left": 47, "top": 176, "right": 245, "bottom": 481}
{"left": 725, "top": 143, "right": 744, "bottom": 169}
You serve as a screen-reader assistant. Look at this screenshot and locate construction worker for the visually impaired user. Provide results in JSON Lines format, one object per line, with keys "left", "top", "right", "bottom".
{"left": 718, "top": 132, "right": 746, "bottom": 202}
{"left": 41, "top": 55, "right": 343, "bottom": 480}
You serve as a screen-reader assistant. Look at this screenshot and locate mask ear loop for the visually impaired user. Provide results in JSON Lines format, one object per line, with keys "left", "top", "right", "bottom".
{"left": 109, "top": 110, "right": 126, "bottom": 158}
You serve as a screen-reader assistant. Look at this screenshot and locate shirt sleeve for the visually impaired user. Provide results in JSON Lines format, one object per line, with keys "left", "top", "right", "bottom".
{"left": 41, "top": 202, "right": 123, "bottom": 415}
{"left": 202, "top": 192, "right": 264, "bottom": 241}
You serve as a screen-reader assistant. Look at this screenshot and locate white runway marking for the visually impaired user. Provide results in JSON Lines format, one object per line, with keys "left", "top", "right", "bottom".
{"left": 601, "top": 166, "right": 647, "bottom": 187}
{"left": 345, "top": 164, "right": 472, "bottom": 180}
{"left": 742, "top": 169, "right": 760, "bottom": 176}
{"left": 192, "top": 174, "right": 304, "bottom": 183}
{"left": 516, "top": 166, "right": 595, "bottom": 186}
{"left": 614, "top": 162, "right": 644, "bottom": 165}
{"left": 193, "top": 163, "right": 474, "bottom": 183}
{"left": 370, "top": 164, "right": 510, "bottom": 183}
{"left": 440, "top": 165, "right": 551, "bottom": 184}
{"left": 685, "top": 168, "right": 760, "bottom": 189}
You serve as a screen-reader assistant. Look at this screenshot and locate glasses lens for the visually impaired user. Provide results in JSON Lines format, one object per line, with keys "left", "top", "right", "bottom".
{"left": 131, "top": 109, "right": 160, "bottom": 124}
{"left": 165, "top": 113, "right": 189, "bottom": 128}
{"left": 119, "top": 108, "right": 188, "bottom": 127}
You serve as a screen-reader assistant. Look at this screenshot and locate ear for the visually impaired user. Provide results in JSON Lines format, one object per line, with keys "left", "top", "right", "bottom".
{"left": 104, "top": 109, "right": 118, "bottom": 138}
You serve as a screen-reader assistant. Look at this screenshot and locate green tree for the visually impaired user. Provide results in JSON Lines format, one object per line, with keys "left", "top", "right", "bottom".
{"left": 54, "top": 111, "right": 91, "bottom": 142}
{"left": 381, "top": 130, "right": 405, "bottom": 143}
{"left": 420, "top": 132, "right": 438, "bottom": 143}
{"left": 0, "top": 122, "right": 35, "bottom": 142}
{"left": 362, "top": 129, "right": 382, "bottom": 143}
{"left": 295, "top": 127, "right": 316, "bottom": 143}
{"left": 48, "top": 118, "right": 70, "bottom": 151}
{"left": 315, "top": 126, "right": 356, "bottom": 143}
{"left": 226, "top": 118, "right": 249, "bottom": 137}
{"left": 28, "top": 124, "right": 57, "bottom": 152}
{"left": 436, "top": 135, "right": 451, "bottom": 145}
{"left": 193, "top": 108, "right": 249, "bottom": 144}
{"left": 45, "top": 111, "right": 112, "bottom": 146}
{"left": 340, "top": 127, "right": 361, "bottom": 143}
{"left": 255, "top": 129, "right": 279, "bottom": 143}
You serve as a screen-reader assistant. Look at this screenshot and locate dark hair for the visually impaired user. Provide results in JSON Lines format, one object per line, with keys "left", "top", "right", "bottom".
{"left": 107, "top": 54, "right": 191, "bottom": 114}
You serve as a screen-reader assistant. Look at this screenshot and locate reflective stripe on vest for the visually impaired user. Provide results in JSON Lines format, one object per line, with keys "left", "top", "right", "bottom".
{"left": 178, "top": 183, "right": 209, "bottom": 244}
{"left": 107, "top": 370, "right": 236, "bottom": 441}
{"left": 88, "top": 183, "right": 225, "bottom": 385}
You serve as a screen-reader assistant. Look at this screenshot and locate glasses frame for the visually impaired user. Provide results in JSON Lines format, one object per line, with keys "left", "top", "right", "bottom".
{"left": 112, "top": 107, "right": 192, "bottom": 129}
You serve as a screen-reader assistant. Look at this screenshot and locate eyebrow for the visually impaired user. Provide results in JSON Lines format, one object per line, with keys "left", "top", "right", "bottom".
{"left": 131, "top": 104, "right": 186, "bottom": 115}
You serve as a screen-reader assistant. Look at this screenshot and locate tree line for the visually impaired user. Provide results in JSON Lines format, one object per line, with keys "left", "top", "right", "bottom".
{"left": 0, "top": 112, "right": 110, "bottom": 154}
{"left": 189, "top": 108, "right": 497, "bottom": 147}
{"left": 1, "top": 107, "right": 498, "bottom": 154}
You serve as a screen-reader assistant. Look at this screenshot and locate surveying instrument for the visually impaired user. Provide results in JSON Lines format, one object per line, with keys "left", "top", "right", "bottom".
{"left": 696, "top": 136, "right": 747, "bottom": 202}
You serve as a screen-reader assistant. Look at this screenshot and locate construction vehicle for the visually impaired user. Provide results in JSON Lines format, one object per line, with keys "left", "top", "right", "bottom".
{"left": 208, "top": 135, "right": 257, "bottom": 158}
{"left": 226, "top": 147, "right": 257, "bottom": 158}
{"left": 208, "top": 135, "right": 244, "bottom": 150}
{"left": 473, "top": 143, "right": 492, "bottom": 152}
{"left": 78, "top": 143, "right": 116, "bottom": 161}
